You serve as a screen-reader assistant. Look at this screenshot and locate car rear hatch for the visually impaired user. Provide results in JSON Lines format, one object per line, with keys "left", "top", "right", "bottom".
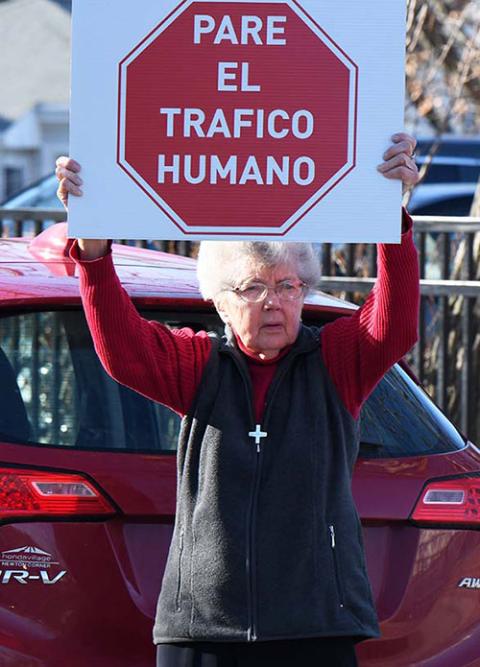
{"left": 2, "top": 304, "right": 479, "bottom": 667}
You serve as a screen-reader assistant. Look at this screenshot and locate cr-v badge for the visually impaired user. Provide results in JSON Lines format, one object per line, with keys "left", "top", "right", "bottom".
{"left": 0, "top": 545, "right": 67, "bottom": 585}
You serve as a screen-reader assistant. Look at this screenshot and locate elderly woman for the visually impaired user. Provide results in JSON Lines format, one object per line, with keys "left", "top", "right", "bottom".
{"left": 56, "top": 133, "right": 419, "bottom": 667}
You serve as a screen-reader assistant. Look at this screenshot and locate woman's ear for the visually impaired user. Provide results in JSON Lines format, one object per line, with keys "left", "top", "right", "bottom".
{"left": 214, "top": 296, "right": 231, "bottom": 325}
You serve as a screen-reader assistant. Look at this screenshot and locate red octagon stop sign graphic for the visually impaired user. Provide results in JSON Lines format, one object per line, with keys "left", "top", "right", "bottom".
{"left": 118, "top": 0, "right": 357, "bottom": 236}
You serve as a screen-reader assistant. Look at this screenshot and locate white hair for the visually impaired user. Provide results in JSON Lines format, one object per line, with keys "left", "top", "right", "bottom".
{"left": 197, "top": 241, "right": 321, "bottom": 301}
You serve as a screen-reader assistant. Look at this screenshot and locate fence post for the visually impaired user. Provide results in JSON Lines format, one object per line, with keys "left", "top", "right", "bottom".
{"left": 461, "top": 234, "right": 475, "bottom": 435}
{"left": 436, "top": 232, "right": 450, "bottom": 411}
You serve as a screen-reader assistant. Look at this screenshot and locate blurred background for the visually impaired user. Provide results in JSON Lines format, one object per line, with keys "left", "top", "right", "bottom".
{"left": 1, "top": 0, "right": 479, "bottom": 209}
{"left": 1, "top": 0, "right": 480, "bottom": 441}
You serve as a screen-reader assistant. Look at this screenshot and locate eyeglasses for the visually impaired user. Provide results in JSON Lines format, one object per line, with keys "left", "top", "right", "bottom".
{"left": 226, "top": 280, "right": 307, "bottom": 303}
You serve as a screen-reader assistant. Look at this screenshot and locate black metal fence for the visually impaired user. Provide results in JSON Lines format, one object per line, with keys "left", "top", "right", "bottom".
{"left": 1, "top": 208, "right": 479, "bottom": 442}
{"left": 0, "top": 207, "right": 194, "bottom": 256}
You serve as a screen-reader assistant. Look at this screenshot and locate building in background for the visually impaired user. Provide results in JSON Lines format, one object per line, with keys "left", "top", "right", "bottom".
{"left": 0, "top": 0, "right": 71, "bottom": 201}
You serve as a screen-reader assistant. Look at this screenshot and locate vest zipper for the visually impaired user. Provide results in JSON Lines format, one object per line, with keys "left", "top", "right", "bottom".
{"left": 246, "top": 442, "right": 262, "bottom": 641}
{"left": 226, "top": 353, "right": 261, "bottom": 642}
{"left": 247, "top": 358, "right": 299, "bottom": 639}
{"left": 226, "top": 348, "right": 305, "bottom": 642}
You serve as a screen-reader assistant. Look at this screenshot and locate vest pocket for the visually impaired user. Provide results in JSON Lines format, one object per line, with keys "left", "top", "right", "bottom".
{"left": 328, "top": 524, "right": 345, "bottom": 609}
{"left": 175, "top": 528, "right": 185, "bottom": 612}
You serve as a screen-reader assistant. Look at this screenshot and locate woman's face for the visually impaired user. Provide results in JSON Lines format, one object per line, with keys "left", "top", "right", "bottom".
{"left": 215, "top": 260, "right": 305, "bottom": 360}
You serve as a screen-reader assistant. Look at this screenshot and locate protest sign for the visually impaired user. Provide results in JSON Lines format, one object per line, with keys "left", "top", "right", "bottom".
{"left": 69, "top": 0, "right": 406, "bottom": 241}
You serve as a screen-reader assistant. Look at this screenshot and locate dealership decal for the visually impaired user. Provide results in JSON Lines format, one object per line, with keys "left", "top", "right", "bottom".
{"left": 0, "top": 545, "right": 67, "bottom": 585}
{"left": 458, "top": 577, "right": 480, "bottom": 589}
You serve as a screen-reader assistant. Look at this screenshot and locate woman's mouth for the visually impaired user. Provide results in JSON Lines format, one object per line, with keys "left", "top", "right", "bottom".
{"left": 262, "top": 323, "right": 283, "bottom": 330}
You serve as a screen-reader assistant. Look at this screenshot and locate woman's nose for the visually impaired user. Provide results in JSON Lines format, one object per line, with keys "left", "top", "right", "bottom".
{"left": 263, "top": 289, "right": 281, "bottom": 308}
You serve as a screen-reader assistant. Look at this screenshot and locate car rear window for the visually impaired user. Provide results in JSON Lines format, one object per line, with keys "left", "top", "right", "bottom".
{"left": 0, "top": 310, "right": 220, "bottom": 453}
{"left": 0, "top": 310, "right": 466, "bottom": 457}
{"left": 359, "top": 364, "right": 465, "bottom": 458}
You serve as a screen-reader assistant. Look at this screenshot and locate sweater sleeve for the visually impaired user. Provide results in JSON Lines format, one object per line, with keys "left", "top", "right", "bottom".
{"left": 70, "top": 242, "right": 212, "bottom": 416}
{"left": 321, "top": 212, "right": 420, "bottom": 420}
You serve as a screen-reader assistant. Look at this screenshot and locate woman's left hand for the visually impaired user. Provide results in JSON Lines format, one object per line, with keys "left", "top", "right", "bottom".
{"left": 377, "top": 133, "right": 419, "bottom": 186}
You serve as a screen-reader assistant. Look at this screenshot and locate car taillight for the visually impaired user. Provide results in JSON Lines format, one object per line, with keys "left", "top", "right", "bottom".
{"left": 0, "top": 467, "right": 116, "bottom": 520}
{"left": 411, "top": 476, "right": 480, "bottom": 527}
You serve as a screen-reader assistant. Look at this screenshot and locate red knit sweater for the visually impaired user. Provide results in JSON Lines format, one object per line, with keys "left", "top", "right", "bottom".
{"left": 71, "top": 217, "right": 419, "bottom": 421}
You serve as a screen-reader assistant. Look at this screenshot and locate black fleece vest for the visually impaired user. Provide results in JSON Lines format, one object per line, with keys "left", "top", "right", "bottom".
{"left": 153, "top": 325, "right": 380, "bottom": 643}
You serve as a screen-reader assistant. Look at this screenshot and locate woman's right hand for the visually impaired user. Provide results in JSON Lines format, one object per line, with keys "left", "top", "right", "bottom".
{"left": 55, "top": 156, "right": 82, "bottom": 210}
{"left": 55, "top": 156, "right": 109, "bottom": 260}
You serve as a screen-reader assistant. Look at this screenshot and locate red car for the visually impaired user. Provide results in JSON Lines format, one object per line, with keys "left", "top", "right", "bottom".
{"left": 0, "top": 224, "right": 479, "bottom": 667}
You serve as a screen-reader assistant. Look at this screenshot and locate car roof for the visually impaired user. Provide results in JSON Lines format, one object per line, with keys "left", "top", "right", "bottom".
{"left": 0, "top": 174, "right": 60, "bottom": 208}
{"left": 0, "top": 225, "right": 356, "bottom": 313}
{"left": 409, "top": 182, "right": 477, "bottom": 209}
{"left": 416, "top": 135, "right": 480, "bottom": 158}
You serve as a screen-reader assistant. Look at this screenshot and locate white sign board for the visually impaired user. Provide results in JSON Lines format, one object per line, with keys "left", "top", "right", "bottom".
{"left": 69, "top": 0, "right": 406, "bottom": 241}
